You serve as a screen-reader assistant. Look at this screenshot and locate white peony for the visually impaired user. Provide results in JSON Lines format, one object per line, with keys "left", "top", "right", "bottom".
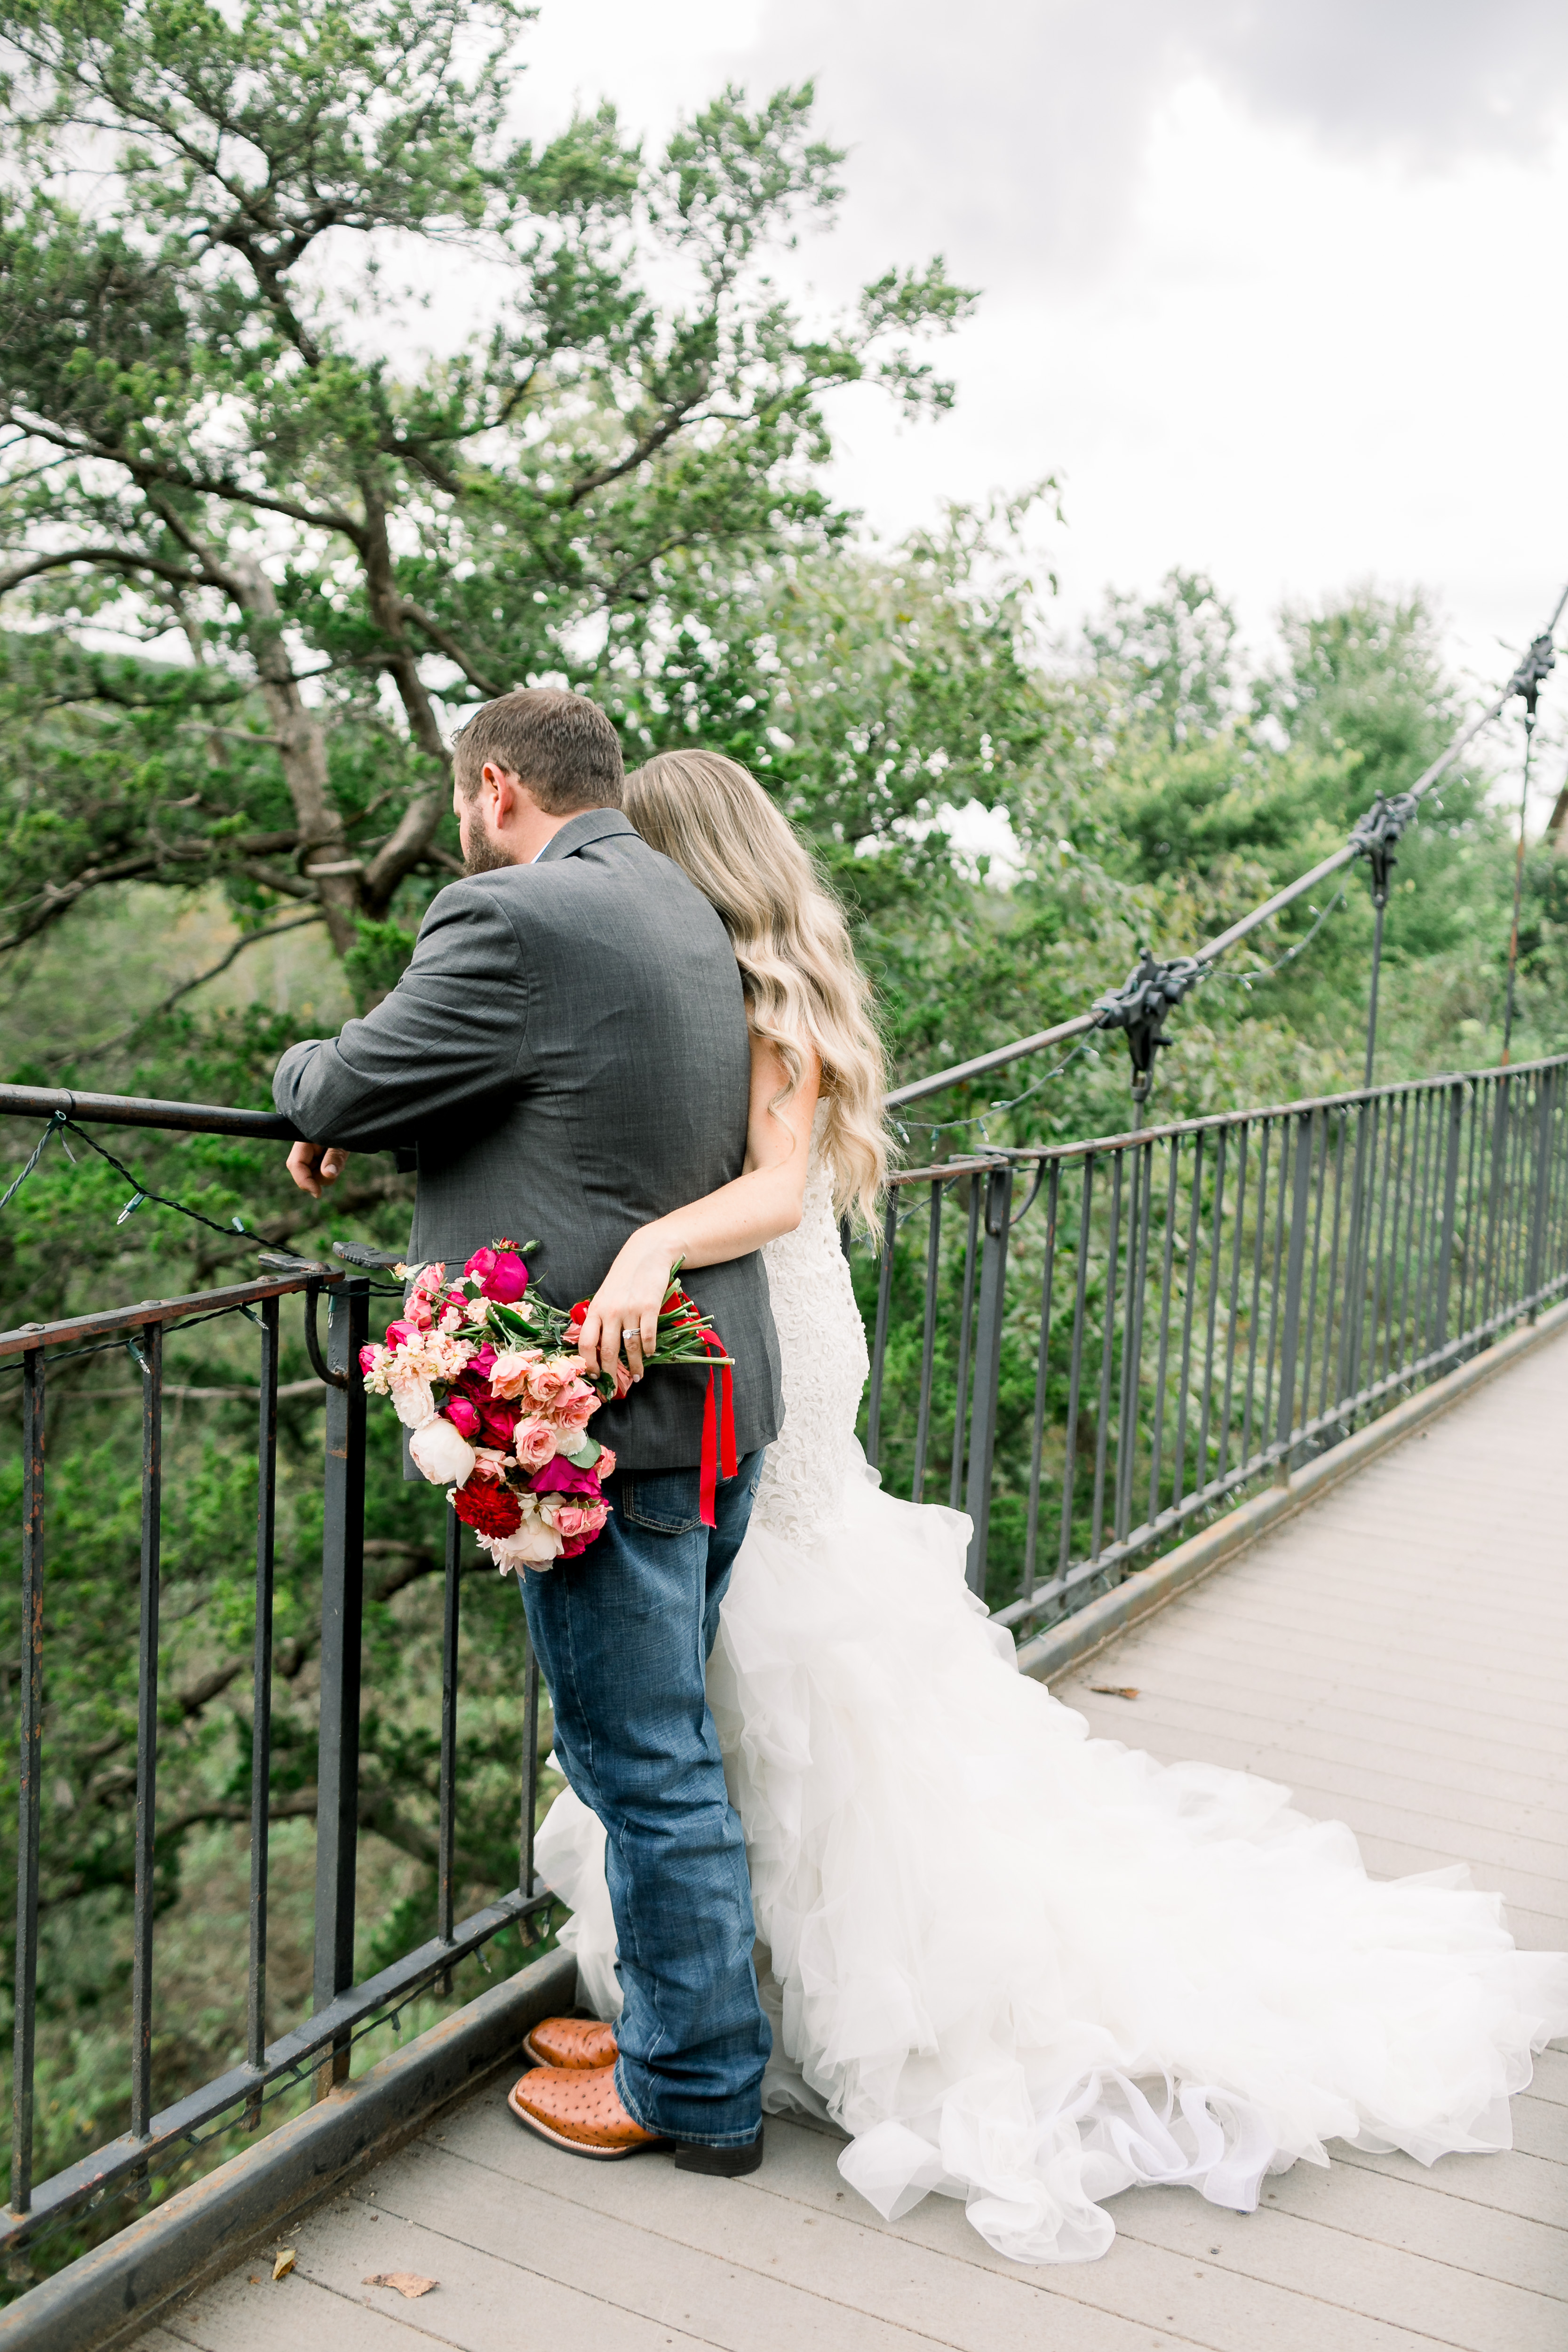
{"left": 408, "top": 1414, "right": 477, "bottom": 1487}
{"left": 389, "top": 1368, "right": 435, "bottom": 1429}
{"left": 480, "top": 1521, "right": 565, "bottom": 1570}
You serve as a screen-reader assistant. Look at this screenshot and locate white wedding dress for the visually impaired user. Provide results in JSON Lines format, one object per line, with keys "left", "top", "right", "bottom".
{"left": 535, "top": 1120, "right": 1568, "bottom": 2264}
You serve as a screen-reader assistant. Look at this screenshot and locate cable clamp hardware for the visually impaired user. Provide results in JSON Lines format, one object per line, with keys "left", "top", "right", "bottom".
{"left": 1348, "top": 790, "right": 1420, "bottom": 905}
{"left": 1093, "top": 949, "right": 1208, "bottom": 1097}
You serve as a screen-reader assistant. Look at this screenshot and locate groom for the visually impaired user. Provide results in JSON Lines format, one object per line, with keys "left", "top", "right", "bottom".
{"left": 273, "top": 687, "right": 780, "bottom": 2170}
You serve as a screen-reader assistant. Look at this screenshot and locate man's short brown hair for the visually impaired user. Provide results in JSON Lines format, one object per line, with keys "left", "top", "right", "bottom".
{"left": 452, "top": 688, "right": 625, "bottom": 812}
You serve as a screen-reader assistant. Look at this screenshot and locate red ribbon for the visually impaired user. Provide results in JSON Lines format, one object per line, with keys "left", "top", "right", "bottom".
{"left": 697, "top": 1327, "right": 738, "bottom": 1528}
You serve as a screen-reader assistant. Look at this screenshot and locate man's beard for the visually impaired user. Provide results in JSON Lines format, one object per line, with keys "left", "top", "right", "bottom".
{"left": 460, "top": 812, "right": 521, "bottom": 875}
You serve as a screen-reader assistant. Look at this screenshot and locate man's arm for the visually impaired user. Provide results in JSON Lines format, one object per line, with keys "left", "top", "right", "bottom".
{"left": 274, "top": 878, "right": 531, "bottom": 1152}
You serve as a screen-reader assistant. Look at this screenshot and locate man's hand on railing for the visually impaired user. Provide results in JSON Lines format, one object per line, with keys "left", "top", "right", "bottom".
{"left": 287, "top": 1141, "right": 351, "bottom": 1199}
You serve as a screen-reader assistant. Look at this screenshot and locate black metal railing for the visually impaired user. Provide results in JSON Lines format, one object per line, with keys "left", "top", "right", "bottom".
{"left": 0, "top": 1245, "right": 549, "bottom": 2258}
{"left": 1, "top": 1048, "right": 1566, "bottom": 2278}
{"left": 862, "top": 1055, "right": 1568, "bottom": 1627}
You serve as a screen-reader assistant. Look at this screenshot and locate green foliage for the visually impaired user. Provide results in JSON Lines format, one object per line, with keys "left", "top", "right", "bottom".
{"left": 0, "top": 1, "right": 973, "bottom": 966}
{"left": 342, "top": 916, "right": 417, "bottom": 1012}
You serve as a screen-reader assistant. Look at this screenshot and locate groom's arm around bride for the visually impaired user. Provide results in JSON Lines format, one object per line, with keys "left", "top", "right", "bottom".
{"left": 272, "top": 687, "right": 779, "bottom": 2163}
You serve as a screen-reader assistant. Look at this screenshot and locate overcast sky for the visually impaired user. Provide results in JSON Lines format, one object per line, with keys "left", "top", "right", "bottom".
{"left": 516, "top": 0, "right": 1568, "bottom": 792}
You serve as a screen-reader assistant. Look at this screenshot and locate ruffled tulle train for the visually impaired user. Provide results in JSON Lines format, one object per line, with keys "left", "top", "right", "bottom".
{"left": 536, "top": 1448, "right": 1568, "bottom": 2264}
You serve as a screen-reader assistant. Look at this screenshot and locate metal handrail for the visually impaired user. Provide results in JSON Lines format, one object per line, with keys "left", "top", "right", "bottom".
{"left": 0, "top": 1084, "right": 298, "bottom": 1140}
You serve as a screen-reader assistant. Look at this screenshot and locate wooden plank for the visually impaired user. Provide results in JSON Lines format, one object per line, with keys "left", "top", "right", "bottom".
{"left": 1052, "top": 1698, "right": 1561, "bottom": 1807}
{"left": 1329, "top": 2140, "right": 1568, "bottom": 2231}
{"left": 421, "top": 2112, "right": 1217, "bottom": 2352}
{"left": 1512, "top": 2096, "right": 1568, "bottom": 2163}
{"left": 1082, "top": 1634, "right": 1567, "bottom": 1729}
{"left": 1112, "top": 2180, "right": 1564, "bottom": 2352}
{"left": 442, "top": 2102, "right": 1471, "bottom": 2352}
{"left": 161, "top": 2267, "right": 440, "bottom": 2350}
{"left": 1257, "top": 2152, "right": 1568, "bottom": 2290}
{"left": 361, "top": 2137, "right": 992, "bottom": 2352}
{"left": 746, "top": 2114, "right": 1480, "bottom": 2352}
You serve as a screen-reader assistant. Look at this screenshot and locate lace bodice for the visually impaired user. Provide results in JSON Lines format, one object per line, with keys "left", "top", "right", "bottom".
{"left": 754, "top": 1112, "right": 869, "bottom": 1544}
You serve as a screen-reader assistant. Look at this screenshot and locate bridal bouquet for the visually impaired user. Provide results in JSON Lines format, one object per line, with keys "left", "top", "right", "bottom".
{"left": 358, "top": 1241, "right": 733, "bottom": 1569}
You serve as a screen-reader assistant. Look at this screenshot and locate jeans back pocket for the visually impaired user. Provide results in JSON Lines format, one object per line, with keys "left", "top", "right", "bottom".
{"left": 616, "top": 1466, "right": 705, "bottom": 1536}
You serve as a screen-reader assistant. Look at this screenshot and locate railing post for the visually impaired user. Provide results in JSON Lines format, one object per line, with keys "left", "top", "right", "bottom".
{"left": 1274, "top": 1112, "right": 1315, "bottom": 1484}
{"left": 130, "top": 1319, "right": 162, "bottom": 2183}
{"left": 10, "top": 1346, "right": 44, "bottom": 2218}
{"left": 437, "top": 1508, "right": 461, "bottom": 1993}
{"left": 1432, "top": 1081, "right": 1464, "bottom": 1355}
{"left": 246, "top": 1295, "right": 280, "bottom": 2125}
{"left": 313, "top": 1275, "right": 368, "bottom": 2096}
{"left": 963, "top": 1162, "right": 1013, "bottom": 1597}
{"left": 1526, "top": 1067, "right": 1555, "bottom": 1319}
{"left": 864, "top": 1192, "right": 899, "bottom": 1470}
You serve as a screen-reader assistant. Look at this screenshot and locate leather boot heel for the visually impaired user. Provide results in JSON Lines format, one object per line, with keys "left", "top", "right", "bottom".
{"left": 673, "top": 2126, "right": 764, "bottom": 2178}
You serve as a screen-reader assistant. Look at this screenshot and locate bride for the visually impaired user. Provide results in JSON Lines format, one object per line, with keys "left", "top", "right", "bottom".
{"left": 532, "top": 748, "right": 1568, "bottom": 2266}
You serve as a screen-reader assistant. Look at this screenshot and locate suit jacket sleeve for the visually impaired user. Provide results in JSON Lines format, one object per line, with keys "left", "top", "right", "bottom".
{"left": 272, "top": 880, "right": 531, "bottom": 1149}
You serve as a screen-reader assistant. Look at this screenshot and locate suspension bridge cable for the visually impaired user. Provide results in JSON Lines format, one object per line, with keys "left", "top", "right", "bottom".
{"left": 885, "top": 578, "right": 1568, "bottom": 1116}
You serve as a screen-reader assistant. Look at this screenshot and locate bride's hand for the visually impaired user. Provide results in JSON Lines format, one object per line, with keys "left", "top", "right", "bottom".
{"left": 576, "top": 1224, "right": 680, "bottom": 1382}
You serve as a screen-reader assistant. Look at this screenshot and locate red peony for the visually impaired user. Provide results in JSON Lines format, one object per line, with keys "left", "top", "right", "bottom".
{"left": 474, "top": 1393, "right": 521, "bottom": 1447}
{"left": 451, "top": 1480, "right": 523, "bottom": 1539}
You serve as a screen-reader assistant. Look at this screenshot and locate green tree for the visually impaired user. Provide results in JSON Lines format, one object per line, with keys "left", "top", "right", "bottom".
{"left": 0, "top": 0, "right": 971, "bottom": 975}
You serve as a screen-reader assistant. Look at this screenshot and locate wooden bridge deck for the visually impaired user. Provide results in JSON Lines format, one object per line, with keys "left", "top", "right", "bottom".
{"left": 152, "top": 1327, "right": 1567, "bottom": 2352}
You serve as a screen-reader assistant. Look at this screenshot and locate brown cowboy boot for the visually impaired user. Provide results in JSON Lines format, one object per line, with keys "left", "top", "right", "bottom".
{"left": 506, "top": 2062, "right": 669, "bottom": 2160}
{"left": 520, "top": 2016, "right": 617, "bottom": 2070}
{"left": 506, "top": 2064, "right": 766, "bottom": 2175}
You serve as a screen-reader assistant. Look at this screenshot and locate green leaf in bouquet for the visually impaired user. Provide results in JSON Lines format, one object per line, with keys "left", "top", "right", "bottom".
{"left": 560, "top": 1433, "right": 603, "bottom": 1470}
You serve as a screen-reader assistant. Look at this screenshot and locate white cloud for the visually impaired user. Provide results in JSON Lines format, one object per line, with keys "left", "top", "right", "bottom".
{"left": 510, "top": 2, "right": 1568, "bottom": 773}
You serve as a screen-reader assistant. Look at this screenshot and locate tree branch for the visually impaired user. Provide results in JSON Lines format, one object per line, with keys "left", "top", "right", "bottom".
{"left": 565, "top": 386, "right": 711, "bottom": 508}
{"left": 399, "top": 601, "right": 508, "bottom": 697}
{"left": 52, "top": 911, "right": 326, "bottom": 1068}
{"left": 0, "top": 545, "right": 214, "bottom": 598}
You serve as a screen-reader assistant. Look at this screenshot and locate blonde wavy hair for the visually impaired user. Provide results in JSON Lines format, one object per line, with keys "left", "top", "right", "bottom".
{"left": 625, "top": 749, "right": 888, "bottom": 1227}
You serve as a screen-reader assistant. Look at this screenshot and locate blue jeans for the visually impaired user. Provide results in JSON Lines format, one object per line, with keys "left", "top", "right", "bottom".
{"left": 516, "top": 1453, "right": 771, "bottom": 2146}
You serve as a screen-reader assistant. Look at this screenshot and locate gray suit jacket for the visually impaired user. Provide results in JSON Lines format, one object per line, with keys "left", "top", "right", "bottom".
{"left": 272, "top": 809, "right": 782, "bottom": 1470}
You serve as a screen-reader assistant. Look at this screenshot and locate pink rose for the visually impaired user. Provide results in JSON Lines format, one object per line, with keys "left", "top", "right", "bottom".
{"left": 358, "top": 1343, "right": 382, "bottom": 1377}
{"left": 488, "top": 1346, "right": 544, "bottom": 1400}
{"left": 410, "top": 1262, "right": 446, "bottom": 1297}
{"left": 464, "top": 1247, "right": 529, "bottom": 1303}
{"left": 520, "top": 1358, "right": 574, "bottom": 1409}
{"left": 469, "top": 1342, "right": 498, "bottom": 1382}
{"left": 595, "top": 1447, "right": 616, "bottom": 1480}
{"left": 554, "top": 1379, "right": 597, "bottom": 1431}
{"left": 554, "top": 1499, "right": 609, "bottom": 1559}
{"left": 511, "top": 1416, "right": 558, "bottom": 1473}
{"left": 443, "top": 1396, "right": 481, "bottom": 1441}
{"left": 611, "top": 1359, "right": 635, "bottom": 1401}
{"left": 404, "top": 1296, "right": 434, "bottom": 1331}
{"left": 384, "top": 1319, "right": 417, "bottom": 1351}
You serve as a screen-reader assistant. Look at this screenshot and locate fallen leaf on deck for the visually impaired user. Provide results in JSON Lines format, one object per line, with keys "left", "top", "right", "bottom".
{"left": 272, "top": 2249, "right": 295, "bottom": 2280}
{"left": 1089, "top": 1685, "right": 1139, "bottom": 1700}
{"left": 365, "top": 2273, "right": 437, "bottom": 2299}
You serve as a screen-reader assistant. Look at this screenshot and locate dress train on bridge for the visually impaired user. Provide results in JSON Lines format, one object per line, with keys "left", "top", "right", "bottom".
{"left": 534, "top": 1133, "right": 1568, "bottom": 2265}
